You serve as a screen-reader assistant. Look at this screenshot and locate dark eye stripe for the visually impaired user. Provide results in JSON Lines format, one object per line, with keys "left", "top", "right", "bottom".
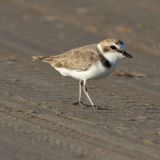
{"left": 110, "top": 45, "right": 116, "bottom": 50}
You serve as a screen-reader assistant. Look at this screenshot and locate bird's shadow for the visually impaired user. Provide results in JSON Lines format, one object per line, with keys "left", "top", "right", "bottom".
{"left": 72, "top": 101, "right": 108, "bottom": 110}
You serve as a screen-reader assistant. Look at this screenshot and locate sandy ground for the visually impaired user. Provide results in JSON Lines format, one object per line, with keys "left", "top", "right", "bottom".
{"left": 0, "top": 0, "right": 160, "bottom": 159}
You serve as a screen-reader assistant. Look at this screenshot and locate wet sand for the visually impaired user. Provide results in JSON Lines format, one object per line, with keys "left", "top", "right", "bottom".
{"left": 0, "top": 0, "right": 160, "bottom": 159}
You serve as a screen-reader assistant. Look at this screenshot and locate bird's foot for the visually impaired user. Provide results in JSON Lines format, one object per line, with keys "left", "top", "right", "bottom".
{"left": 73, "top": 102, "right": 108, "bottom": 110}
{"left": 84, "top": 104, "right": 108, "bottom": 110}
{"left": 72, "top": 101, "right": 84, "bottom": 105}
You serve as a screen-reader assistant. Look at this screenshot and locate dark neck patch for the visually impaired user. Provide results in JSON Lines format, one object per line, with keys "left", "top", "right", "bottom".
{"left": 96, "top": 47, "right": 112, "bottom": 68}
{"left": 99, "top": 54, "right": 112, "bottom": 68}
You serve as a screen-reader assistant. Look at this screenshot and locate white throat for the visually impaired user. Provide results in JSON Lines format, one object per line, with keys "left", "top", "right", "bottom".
{"left": 104, "top": 52, "right": 119, "bottom": 64}
{"left": 97, "top": 44, "right": 119, "bottom": 64}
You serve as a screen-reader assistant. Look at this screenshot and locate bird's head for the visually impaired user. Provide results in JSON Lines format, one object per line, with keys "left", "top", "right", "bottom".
{"left": 97, "top": 39, "right": 132, "bottom": 59}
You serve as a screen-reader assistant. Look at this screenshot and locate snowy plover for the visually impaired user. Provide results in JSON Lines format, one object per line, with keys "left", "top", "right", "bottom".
{"left": 33, "top": 38, "right": 132, "bottom": 108}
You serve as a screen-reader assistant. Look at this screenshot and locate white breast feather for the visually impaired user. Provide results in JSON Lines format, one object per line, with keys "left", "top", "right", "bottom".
{"left": 55, "top": 61, "right": 114, "bottom": 80}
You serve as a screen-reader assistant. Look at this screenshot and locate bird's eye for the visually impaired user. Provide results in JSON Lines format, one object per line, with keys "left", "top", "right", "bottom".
{"left": 110, "top": 45, "right": 116, "bottom": 50}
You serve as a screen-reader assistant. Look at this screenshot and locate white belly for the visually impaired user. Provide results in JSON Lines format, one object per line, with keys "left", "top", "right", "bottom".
{"left": 55, "top": 61, "right": 117, "bottom": 80}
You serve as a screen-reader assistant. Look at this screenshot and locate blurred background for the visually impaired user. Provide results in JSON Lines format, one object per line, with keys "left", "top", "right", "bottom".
{"left": 0, "top": 0, "right": 160, "bottom": 160}
{"left": 1, "top": 0, "right": 160, "bottom": 55}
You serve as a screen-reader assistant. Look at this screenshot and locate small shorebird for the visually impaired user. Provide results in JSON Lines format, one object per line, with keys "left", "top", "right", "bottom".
{"left": 33, "top": 38, "right": 132, "bottom": 108}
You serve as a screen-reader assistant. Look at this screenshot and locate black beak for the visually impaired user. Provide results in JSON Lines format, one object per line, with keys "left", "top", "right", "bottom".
{"left": 122, "top": 50, "right": 133, "bottom": 58}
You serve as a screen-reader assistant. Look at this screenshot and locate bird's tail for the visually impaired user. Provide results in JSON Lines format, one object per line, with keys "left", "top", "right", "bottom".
{"left": 32, "top": 56, "right": 48, "bottom": 61}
